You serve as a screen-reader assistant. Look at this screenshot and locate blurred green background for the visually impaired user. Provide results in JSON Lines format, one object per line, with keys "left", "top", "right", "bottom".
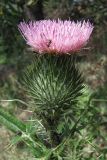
{"left": 0, "top": 0, "right": 107, "bottom": 159}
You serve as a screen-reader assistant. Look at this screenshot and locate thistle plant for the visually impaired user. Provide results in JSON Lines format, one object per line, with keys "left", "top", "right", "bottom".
{"left": 0, "top": 20, "right": 94, "bottom": 159}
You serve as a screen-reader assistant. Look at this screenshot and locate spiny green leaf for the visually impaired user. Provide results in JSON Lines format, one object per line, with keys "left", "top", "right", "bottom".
{"left": 0, "top": 106, "right": 26, "bottom": 133}
{"left": 0, "top": 106, "right": 48, "bottom": 158}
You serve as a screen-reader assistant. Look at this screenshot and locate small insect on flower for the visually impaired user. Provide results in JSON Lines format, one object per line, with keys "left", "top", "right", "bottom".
{"left": 46, "top": 40, "right": 52, "bottom": 48}
{"left": 18, "top": 19, "right": 94, "bottom": 54}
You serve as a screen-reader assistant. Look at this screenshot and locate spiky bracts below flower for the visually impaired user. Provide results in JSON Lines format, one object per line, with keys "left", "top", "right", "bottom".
{"left": 22, "top": 54, "right": 84, "bottom": 144}
{"left": 18, "top": 20, "right": 93, "bottom": 54}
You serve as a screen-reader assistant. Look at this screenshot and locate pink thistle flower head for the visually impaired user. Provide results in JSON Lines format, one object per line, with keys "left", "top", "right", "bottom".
{"left": 18, "top": 19, "right": 93, "bottom": 54}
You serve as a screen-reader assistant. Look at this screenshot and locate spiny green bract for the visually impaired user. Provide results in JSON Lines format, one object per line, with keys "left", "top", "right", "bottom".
{"left": 23, "top": 54, "right": 84, "bottom": 128}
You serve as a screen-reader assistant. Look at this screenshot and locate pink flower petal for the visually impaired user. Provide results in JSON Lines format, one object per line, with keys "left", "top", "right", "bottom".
{"left": 18, "top": 20, "right": 93, "bottom": 54}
